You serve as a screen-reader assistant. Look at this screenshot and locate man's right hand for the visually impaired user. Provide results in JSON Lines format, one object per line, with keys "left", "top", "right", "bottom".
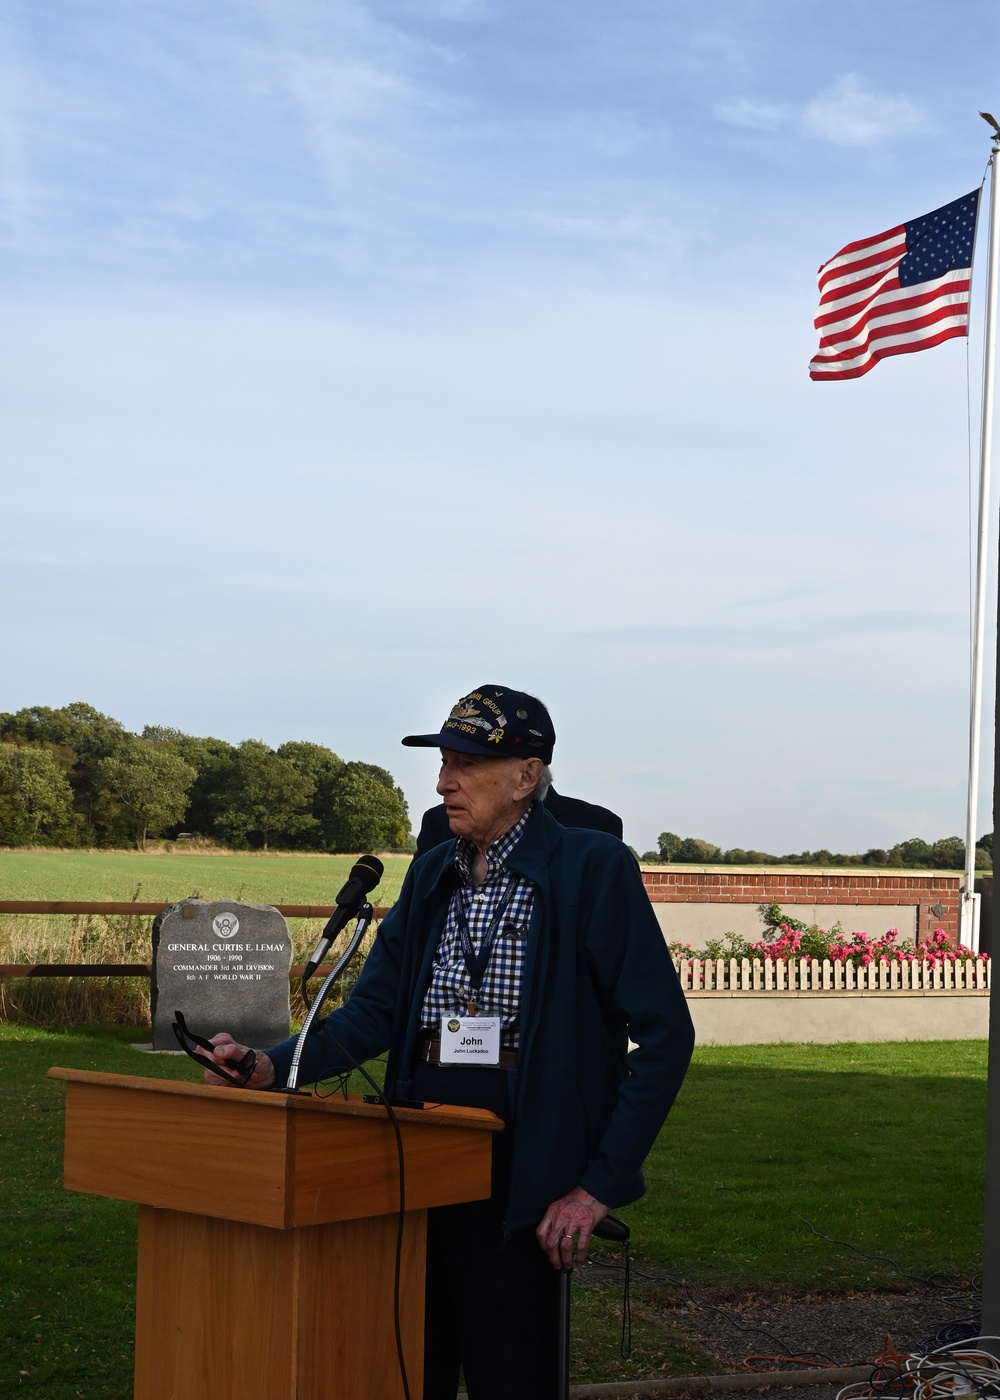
{"left": 202, "top": 1032, "right": 276, "bottom": 1090}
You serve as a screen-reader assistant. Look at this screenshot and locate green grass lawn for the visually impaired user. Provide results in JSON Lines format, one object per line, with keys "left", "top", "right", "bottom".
{"left": 619, "top": 1040, "right": 986, "bottom": 1291}
{"left": 0, "top": 1030, "right": 986, "bottom": 1396}
{"left": 0, "top": 848, "right": 411, "bottom": 908}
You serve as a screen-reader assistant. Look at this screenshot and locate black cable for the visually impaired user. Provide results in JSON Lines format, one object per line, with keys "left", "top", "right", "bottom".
{"left": 587, "top": 1254, "right": 841, "bottom": 1366}
{"left": 788, "top": 1207, "right": 985, "bottom": 1353}
{"left": 312, "top": 1070, "right": 352, "bottom": 1100}
{"left": 856, "top": 1337, "right": 1000, "bottom": 1400}
{"left": 715, "top": 1186, "right": 934, "bottom": 1288}
{"left": 796, "top": 1214, "right": 938, "bottom": 1287}
{"left": 915, "top": 1278, "right": 984, "bottom": 1353}
{"left": 319, "top": 1026, "right": 411, "bottom": 1400}
{"left": 712, "top": 1190, "right": 988, "bottom": 1370}
{"left": 655, "top": 1269, "right": 842, "bottom": 1367}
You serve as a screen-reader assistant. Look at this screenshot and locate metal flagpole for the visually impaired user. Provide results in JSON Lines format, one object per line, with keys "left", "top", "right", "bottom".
{"left": 983, "top": 121, "right": 1000, "bottom": 1349}
{"left": 961, "top": 126, "right": 1000, "bottom": 953}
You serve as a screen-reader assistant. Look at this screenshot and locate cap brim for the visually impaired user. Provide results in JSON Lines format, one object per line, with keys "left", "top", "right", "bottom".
{"left": 401, "top": 732, "right": 497, "bottom": 756}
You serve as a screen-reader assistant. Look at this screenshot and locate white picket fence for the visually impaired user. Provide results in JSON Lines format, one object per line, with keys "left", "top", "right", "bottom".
{"left": 672, "top": 955, "right": 991, "bottom": 993}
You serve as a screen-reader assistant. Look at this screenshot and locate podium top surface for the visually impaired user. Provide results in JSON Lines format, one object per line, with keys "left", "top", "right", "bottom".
{"left": 47, "top": 1067, "right": 502, "bottom": 1132}
{"left": 49, "top": 1067, "right": 502, "bottom": 1228}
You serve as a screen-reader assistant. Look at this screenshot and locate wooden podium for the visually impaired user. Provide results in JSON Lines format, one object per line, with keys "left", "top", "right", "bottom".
{"left": 48, "top": 1068, "right": 502, "bottom": 1400}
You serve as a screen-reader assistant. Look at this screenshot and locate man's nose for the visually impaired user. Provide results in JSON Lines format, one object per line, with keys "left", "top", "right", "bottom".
{"left": 437, "top": 769, "right": 455, "bottom": 796}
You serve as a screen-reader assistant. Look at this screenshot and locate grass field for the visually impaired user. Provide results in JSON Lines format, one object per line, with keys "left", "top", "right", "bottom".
{"left": 0, "top": 847, "right": 411, "bottom": 907}
{"left": 0, "top": 1028, "right": 986, "bottom": 1396}
{"left": 631, "top": 1039, "right": 986, "bottom": 1290}
{"left": 0, "top": 848, "right": 413, "bottom": 1024}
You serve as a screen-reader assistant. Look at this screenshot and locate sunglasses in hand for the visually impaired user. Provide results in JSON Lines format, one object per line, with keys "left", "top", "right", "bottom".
{"left": 171, "top": 1010, "right": 258, "bottom": 1089}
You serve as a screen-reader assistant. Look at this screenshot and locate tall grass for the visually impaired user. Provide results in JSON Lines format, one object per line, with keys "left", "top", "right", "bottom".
{"left": 0, "top": 911, "right": 152, "bottom": 1024}
{"left": 0, "top": 911, "right": 378, "bottom": 1027}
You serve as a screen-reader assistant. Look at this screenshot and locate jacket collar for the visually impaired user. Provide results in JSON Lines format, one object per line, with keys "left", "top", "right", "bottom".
{"left": 502, "top": 799, "right": 559, "bottom": 890}
{"left": 417, "top": 799, "right": 557, "bottom": 902}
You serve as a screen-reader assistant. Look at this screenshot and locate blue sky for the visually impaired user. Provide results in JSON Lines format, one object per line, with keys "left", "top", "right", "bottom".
{"left": 2, "top": 0, "right": 999, "bottom": 853}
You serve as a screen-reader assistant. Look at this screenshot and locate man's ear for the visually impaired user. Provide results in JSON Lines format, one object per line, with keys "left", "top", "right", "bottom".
{"left": 516, "top": 758, "right": 544, "bottom": 800}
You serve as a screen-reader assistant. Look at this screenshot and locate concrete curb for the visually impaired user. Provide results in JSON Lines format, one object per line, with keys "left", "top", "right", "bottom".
{"left": 459, "top": 1363, "right": 873, "bottom": 1400}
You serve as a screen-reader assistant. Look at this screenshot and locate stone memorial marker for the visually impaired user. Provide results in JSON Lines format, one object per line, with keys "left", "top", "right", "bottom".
{"left": 151, "top": 899, "right": 293, "bottom": 1051}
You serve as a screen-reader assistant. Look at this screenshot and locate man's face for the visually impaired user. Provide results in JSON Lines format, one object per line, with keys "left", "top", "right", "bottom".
{"left": 436, "top": 750, "right": 537, "bottom": 846}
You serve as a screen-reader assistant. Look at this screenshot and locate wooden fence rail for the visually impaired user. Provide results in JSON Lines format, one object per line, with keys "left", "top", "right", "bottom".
{"left": 0, "top": 905, "right": 991, "bottom": 993}
{"left": 0, "top": 964, "right": 344, "bottom": 980}
{"left": 0, "top": 901, "right": 390, "bottom": 983}
{"left": 673, "top": 955, "right": 991, "bottom": 992}
{"left": 0, "top": 901, "right": 392, "bottom": 919}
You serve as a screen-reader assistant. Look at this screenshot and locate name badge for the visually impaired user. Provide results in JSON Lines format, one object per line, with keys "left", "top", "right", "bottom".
{"left": 439, "top": 1015, "right": 501, "bottom": 1066}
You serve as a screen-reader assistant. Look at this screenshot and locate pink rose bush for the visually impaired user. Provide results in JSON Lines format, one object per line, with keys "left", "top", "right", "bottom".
{"left": 743, "top": 923, "right": 985, "bottom": 969}
{"left": 674, "top": 908, "right": 987, "bottom": 970}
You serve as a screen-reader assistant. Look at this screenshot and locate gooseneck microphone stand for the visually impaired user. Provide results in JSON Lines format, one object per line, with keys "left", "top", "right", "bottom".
{"left": 285, "top": 902, "right": 374, "bottom": 1092}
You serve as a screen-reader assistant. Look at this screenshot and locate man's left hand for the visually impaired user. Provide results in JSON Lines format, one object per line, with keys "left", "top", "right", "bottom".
{"left": 536, "top": 1186, "right": 609, "bottom": 1270}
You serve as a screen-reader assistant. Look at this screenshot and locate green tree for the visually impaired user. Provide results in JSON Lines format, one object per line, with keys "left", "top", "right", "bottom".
{"left": 0, "top": 743, "right": 79, "bottom": 845}
{"left": 142, "top": 727, "right": 236, "bottom": 836}
{"left": 0, "top": 701, "right": 128, "bottom": 760}
{"left": 325, "top": 761, "right": 411, "bottom": 852}
{"left": 674, "top": 836, "right": 723, "bottom": 863}
{"left": 277, "top": 741, "right": 346, "bottom": 849}
{"left": 888, "top": 837, "right": 933, "bottom": 867}
{"left": 0, "top": 702, "right": 131, "bottom": 843}
{"left": 92, "top": 740, "right": 197, "bottom": 849}
{"left": 217, "top": 740, "right": 317, "bottom": 850}
{"left": 928, "top": 837, "right": 965, "bottom": 869}
{"left": 657, "top": 832, "right": 682, "bottom": 861}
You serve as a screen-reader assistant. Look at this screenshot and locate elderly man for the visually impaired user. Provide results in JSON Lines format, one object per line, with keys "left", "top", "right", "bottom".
{"left": 415, "top": 776, "right": 623, "bottom": 852}
{"left": 204, "top": 685, "right": 694, "bottom": 1400}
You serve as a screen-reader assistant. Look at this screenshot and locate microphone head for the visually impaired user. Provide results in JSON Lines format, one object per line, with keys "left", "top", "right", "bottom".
{"left": 351, "top": 854, "right": 384, "bottom": 894}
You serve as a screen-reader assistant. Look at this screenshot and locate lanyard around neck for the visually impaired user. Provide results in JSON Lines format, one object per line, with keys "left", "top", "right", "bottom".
{"left": 453, "top": 877, "right": 518, "bottom": 1011}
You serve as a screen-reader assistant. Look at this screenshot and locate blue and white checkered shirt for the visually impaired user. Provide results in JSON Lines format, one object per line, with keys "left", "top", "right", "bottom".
{"left": 420, "top": 810, "right": 536, "bottom": 1049}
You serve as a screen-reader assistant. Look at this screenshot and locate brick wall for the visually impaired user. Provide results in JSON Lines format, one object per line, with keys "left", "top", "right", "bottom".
{"left": 640, "top": 867, "right": 961, "bottom": 944}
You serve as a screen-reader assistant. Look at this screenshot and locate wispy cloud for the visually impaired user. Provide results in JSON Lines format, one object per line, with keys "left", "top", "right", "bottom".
{"left": 714, "top": 97, "right": 789, "bottom": 132}
{"left": 801, "top": 73, "right": 930, "bottom": 147}
{"left": 717, "top": 72, "right": 930, "bottom": 149}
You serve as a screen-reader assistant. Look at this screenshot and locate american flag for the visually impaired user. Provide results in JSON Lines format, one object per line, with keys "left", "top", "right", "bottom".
{"left": 809, "top": 190, "right": 981, "bottom": 381}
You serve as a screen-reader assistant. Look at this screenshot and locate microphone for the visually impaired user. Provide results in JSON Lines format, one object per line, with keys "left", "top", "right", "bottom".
{"left": 303, "top": 855, "right": 384, "bottom": 979}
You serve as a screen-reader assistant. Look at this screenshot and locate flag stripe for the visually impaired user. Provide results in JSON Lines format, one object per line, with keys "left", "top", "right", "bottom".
{"left": 816, "top": 272, "right": 971, "bottom": 338}
{"left": 810, "top": 322, "right": 969, "bottom": 380}
{"left": 817, "top": 238, "right": 906, "bottom": 294}
{"left": 817, "top": 263, "right": 901, "bottom": 308}
{"left": 811, "top": 313, "right": 970, "bottom": 370}
{"left": 813, "top": 307, "right": 971, "bottom": 366}
{"left": 816, "top": 226, "right": 906, "bottom": 282}
{"left": 815, "top": 269, "right": 902, "bottom": 327}
{"left": 810, "top": 191, "right": 979, "bottom": 383}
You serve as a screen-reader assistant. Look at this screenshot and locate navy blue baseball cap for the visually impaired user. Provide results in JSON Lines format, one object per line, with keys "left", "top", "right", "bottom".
{"left": 402, "top": 685, "right": 555, "bottom": 764}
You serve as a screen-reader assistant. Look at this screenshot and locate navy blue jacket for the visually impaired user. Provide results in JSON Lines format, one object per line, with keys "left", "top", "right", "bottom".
{"left": 266, "top": 802, "right": 694, "bottom": 1230}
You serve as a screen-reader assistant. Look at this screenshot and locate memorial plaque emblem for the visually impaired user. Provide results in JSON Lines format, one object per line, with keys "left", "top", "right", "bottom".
{"left": 212, "top": 913, "right": 240, "bottom": 939}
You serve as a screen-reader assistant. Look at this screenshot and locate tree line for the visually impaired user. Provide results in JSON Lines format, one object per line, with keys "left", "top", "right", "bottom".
{"left": 0, "top": 702, "right": 411, "bottom": 853}
{"left": 642, "top": 830, "right": 994, "bottom": 870}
